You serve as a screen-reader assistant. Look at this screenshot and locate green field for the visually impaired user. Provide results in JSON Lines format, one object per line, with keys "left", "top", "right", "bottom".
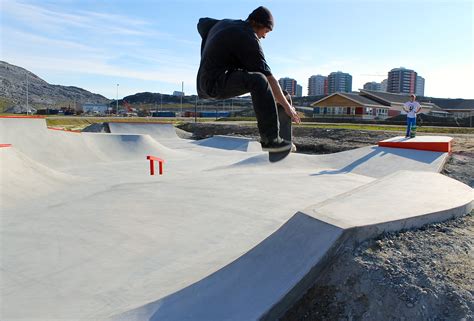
{"left": 41, "top": 116, "right": 474, "bottom": 134}
{"left": 296, "top": 123, "right": 474, "bottom": 134}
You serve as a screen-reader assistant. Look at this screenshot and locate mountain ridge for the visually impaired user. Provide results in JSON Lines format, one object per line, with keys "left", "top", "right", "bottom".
{"left": 0, "top": 61, "right": 110, "bottom": 112}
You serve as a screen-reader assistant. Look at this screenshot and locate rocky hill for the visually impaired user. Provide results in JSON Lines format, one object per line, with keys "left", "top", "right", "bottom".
{"left": 0, "top": 61, "right": 110, "bottom": 112}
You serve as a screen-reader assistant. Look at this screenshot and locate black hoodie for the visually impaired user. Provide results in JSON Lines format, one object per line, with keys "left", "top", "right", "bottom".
{"left": 196, "top": 18, "right": 272, "bottom": 99}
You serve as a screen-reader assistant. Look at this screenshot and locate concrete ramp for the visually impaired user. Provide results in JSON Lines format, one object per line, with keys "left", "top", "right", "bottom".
{"left": 0, "top": 118, "right": 180, "bottom": 168}
{"left": 193, "top": 135, "right": 262, "bottom": 152}
{"left": 108, "top": 122, "right": 179, "bottom": 139}
{"left": 111, "top": 171, "right": 473, "bottom": 321}
{"left": 222, "top": 145, "right": 448, "bottom": 178}
{"left": 0, "top": 146, "right": 86, "bottom": 208}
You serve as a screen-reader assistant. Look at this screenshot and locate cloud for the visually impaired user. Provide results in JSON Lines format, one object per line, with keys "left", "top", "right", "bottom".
{"left": 2, "top": 0, "right": 162, "bottom": 37}
{"left": 2, "top": 0, "right": 200, "bottom": 89}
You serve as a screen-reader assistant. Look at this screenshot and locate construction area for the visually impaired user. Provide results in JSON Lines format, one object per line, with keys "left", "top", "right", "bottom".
{"left": 0, "top": 117, "right": 472, "bottom": 321}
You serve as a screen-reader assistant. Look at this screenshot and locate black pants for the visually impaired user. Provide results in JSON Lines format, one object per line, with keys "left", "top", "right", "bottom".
{"left": 213, "top": 70, "right": 280, "bottom": 143}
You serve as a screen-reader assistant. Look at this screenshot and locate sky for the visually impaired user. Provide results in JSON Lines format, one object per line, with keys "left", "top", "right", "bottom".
{"left": 1, "top": 0, "right": 473, "bottom": 99}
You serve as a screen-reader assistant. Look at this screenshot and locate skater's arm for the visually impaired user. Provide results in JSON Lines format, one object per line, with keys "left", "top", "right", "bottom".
{"left": 402, "top": 103, "right": 409, "bottom": 112}
{"left": 416, "top": 103, "right": 422, "bottom": 113}
{"left": 266, "top": 75, "right": 301, "bottom": 124}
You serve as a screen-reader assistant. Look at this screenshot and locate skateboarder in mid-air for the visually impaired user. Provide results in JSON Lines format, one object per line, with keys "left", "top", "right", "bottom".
{"left": 403, "top": 94, "right": 421, "bottom": 138}
{"left": 196, "top": 6, "right": 300, "bottom": 153}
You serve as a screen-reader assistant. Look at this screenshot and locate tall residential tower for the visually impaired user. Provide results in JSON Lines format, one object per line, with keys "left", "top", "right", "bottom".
{"left": 308, "top": 75, "right": 327, "bottom": 96}
{"left": 278, "top": 77, "right": 297, "bottom": 96}
{"left": 327, "top": 71, "right": 352, "bottom": 94}
{"left": 387, "top": 67, "right": 417, "bottom": 94}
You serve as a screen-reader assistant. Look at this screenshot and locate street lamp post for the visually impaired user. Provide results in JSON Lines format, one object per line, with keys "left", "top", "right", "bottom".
{"left": 116, "top": 84, "right": 119, "bottom": 116}
{"left": 26, "top": 73, "right": 29, "bottom": 115}
{"left": 180, "top": 81, "right": 184, "bottom": 116}
{"left": 194, "top": 96, "right": 198, "bottom": 123}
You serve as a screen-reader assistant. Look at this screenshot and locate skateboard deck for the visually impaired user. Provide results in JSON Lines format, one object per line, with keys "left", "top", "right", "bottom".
{"left": 269, "top": 101, "right": 293, "bottom": 163}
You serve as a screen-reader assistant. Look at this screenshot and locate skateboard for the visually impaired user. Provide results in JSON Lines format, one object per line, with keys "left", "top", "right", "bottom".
{"left": 269, "top": 94, "right": 293, "bottom": 163}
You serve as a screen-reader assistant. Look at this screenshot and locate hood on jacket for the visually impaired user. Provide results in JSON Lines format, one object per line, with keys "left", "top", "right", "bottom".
{"left": 197, "top": 18, "right": 219, "bottom": 39}
{"left": 197, "top": 18, "right": 219, "bottom": 54}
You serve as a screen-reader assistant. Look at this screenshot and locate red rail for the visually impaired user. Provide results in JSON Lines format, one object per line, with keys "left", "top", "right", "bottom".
{"left": 147, "top": 156, "right": 164, "bottom": 175}
{"left": 0, "top": 144, "right": 12, "bottom": 148}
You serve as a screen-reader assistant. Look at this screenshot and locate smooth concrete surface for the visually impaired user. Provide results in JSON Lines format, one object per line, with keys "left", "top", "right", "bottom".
{"left": 192, "top": 135, "right": 262, "bottom": 152}
{"left": 305, "top": 170, "right": 473, "bottom": 233}
{"left": 112, "top": 214, "right": 345, "bottom": 321}
{"left": 108, "top": 122, "right": 179, "bottom": 139}
{"left": 1, "top": 118, "right": 472, "bottom": 321}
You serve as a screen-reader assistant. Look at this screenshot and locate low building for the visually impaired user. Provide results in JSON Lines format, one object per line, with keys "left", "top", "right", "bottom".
{"left": 82, "top": 103, "right": 108, "bottom": 114}
{"left": 311, "top": 90, "right": 439, "bottom": 120}
{"left": 418, "top": 98, "right": 474, "bottom": 118}
{"left": 311, "top": 92, "right": 390, "bottom": 119}
{"left": 359, "top": 90, "right": 438, "bottom": 116}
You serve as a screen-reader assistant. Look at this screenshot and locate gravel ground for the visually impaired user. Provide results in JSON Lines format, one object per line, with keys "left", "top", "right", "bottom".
{"left": 178, "top": 122, "right": 474, "bottom": 320}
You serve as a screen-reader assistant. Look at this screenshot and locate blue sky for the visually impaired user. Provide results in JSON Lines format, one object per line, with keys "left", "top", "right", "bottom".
{"left": 1, "top": 0, "right": 473, "bottom": 99}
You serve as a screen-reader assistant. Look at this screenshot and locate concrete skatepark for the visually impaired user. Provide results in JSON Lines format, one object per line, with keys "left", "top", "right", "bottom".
{"left": 1, "top": 117, "right": 472, "bottom": 321}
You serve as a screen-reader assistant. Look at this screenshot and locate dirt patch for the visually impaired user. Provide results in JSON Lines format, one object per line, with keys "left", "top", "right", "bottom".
{"left": 178, "top": 122, "right": 474, "bottom": 320}
{"left": 282, "top": 213, "right": 474, "bottom": 321}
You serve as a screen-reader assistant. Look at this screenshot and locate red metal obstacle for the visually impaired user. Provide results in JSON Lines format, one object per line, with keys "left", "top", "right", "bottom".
{"left": 147, "top": 156, "right": 164, "bottom": 175}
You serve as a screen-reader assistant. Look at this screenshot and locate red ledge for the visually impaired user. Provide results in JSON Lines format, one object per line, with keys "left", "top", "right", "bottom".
{"left": 378, "top": 136, "right": 452, "bottom": 153}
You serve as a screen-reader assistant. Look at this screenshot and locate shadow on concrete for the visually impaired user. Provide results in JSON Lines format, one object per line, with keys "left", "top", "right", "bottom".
{"left": 311, "top": 147, "right": 444, "bottom": 176}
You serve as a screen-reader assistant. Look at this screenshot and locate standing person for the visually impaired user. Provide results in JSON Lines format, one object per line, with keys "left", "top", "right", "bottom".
{"left": 403, "top": 94, "right": 421, "bottom": 138}
{"left": 196, "top": 6, "right": 300, "bottom": 153}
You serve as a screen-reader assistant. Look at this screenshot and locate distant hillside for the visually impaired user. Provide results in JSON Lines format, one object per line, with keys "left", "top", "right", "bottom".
{"left": 0, "top": 61, "right": 110, "bottom": 112}
{"left": 122, "top": 92, "right": 253, "bottom": 109}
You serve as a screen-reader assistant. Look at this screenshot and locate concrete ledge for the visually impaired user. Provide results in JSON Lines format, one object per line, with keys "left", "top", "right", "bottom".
{"left": 193, "top": 135, "right": 262, "bottom": 152}
{"left": 378, "top": 136, "right": 452, "bottom": 152}
{"left": 110, "top": 214, "right": 345, "bottom": 321}
{"left": 111, "top": 170, "right": 473, "bottom": 321}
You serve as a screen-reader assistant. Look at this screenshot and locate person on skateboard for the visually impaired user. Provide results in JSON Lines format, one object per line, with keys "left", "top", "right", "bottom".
{"left": 403, "top": 94, "right": 421, "bottom": 138}
{"left": 196, "top": 6, "right": 300, "bottom": 153}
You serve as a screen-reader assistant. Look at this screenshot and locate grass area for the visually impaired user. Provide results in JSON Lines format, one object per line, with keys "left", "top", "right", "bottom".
{"left": 45, "top": 116, "right": 217, "bottom": 131}
{"left": 41, "top": 116, "right": 474, "bottom": 134}
{"left": 218, "top": 117, "right": 474, "bottom": 134}
{"left": 217, "top": 117, "right": 257, "bottom": 122}
{"left": 296, "top": 123, "right": 474, "bottom": 134}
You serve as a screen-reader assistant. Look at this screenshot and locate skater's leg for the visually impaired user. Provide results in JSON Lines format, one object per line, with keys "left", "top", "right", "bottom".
{"left": 406, "top": 117, "right": 414, "bottom": 137}
{"left": 215, "top": 70, "right": 279, "bottom": 143}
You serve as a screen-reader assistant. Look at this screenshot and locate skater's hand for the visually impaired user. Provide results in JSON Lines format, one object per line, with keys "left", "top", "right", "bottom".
{"left": 284, "top": 105, "right": 301, "bottom": 124}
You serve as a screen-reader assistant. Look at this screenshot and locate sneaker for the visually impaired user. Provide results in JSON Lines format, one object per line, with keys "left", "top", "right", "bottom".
{"left": 261, "top": 137, "right": 292, "bottom": 152}
{"left": 291, "top": 143, "right": 297, "bottom": 153}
